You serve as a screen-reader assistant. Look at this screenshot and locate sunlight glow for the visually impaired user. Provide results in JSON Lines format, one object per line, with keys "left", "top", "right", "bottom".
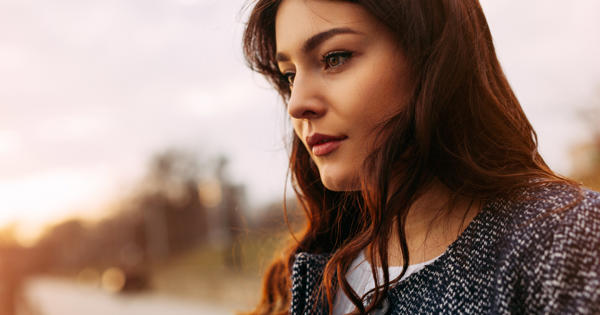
{"left": 0, "top": 168, "right": 113, "bottom": 243}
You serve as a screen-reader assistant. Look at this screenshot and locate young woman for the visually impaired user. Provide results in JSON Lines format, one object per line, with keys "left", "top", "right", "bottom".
{"left": 242, "top": 0, "right": 600, "bottom": 314}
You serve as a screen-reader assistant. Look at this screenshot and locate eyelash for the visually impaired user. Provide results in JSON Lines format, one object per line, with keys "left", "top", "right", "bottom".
{"left": 281, "top": 50, "right": 354, "bottom": 86}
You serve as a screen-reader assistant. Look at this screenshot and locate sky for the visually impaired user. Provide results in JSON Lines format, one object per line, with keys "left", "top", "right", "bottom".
{"left": 0, "top": 0, "right": 599, "bottom": 241}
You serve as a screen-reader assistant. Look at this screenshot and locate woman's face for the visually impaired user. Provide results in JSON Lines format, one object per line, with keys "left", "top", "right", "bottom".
{"left": 275, "top": 0, "right": 411, "bottom": 191}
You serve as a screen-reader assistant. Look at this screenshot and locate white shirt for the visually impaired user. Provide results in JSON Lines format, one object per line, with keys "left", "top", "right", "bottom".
{"left": 332, "top": 250, "right": 442, "bottom": 315}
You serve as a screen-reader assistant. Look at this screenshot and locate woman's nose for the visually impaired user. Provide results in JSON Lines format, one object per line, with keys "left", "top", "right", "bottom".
{"left": 286, "top": 74, "right": 326, "bottom": 120}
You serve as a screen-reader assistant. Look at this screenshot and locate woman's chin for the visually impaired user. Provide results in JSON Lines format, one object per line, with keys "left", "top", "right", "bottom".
{"left": 320, "top": 173, "right": 360, "bottom": 192}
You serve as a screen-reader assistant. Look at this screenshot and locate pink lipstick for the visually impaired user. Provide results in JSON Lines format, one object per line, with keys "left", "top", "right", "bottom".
{"left": 306, "top": 133, "right": 348, "bottom": 156}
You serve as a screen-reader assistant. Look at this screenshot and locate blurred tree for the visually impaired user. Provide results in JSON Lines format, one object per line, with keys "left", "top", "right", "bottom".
{"left": 24, "top": 149, "right": 213, "bottom": 289}
{"left": 0, "top": 233, "right": 33, "bottom": 315}
{"left": 136, "top": 150, "right": 209, "bottom": 262}
{"left": 210, "top": 155, "right": 246, "bottom": 270}
{"left": 35, "top": 219, "right": 90, "bottom": 272}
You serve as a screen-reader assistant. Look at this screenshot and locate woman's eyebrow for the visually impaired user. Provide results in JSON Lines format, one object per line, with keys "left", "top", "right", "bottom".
{"left": 276, "top": 27, "right": 361, "bottom": 62}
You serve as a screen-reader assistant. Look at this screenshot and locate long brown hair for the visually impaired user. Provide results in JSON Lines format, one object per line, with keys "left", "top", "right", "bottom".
{"left": 242, "top": 0, "right": 570, "bottom": 314}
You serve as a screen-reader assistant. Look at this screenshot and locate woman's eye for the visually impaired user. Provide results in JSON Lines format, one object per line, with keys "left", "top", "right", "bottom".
{"left": 282, "top": 72, "right": 295, "bottom": 86}
{"left": 322, "top": 51, "right": 352, "bottom": 69}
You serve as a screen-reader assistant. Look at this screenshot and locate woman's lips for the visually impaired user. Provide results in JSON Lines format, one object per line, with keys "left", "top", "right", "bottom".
{"left": 306, "top": 133, "right": 348, "bottom": 156}
{"left": 312, "top": 139, "right": 345, "bottom": 156}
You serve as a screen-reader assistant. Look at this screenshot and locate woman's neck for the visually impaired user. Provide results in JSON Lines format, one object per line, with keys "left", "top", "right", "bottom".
{"left": 368, "top": 182, "right": 481, "bottom": 267}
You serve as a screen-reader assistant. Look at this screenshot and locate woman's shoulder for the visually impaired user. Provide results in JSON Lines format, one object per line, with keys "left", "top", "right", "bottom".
{"left": 482, "top": 183, "right": 600, "bottom": 314}
{"left": 490, "top": 183, "right": 600, "bottom": 313}
{"left": 488, "top": 182, "right": 600, "bottom": 249}
{"left": 512, "top": 183, "right": 600, "bottom": 260}
{"left": 490, "top": 181, "right": 600, "bottom": 232}
{"left": 482, "top": 182, "right": 600, "bottom": 278}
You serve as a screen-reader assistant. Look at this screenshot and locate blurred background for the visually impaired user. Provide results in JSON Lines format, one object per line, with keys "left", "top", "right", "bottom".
{"left": 0, "top": 0, "right": 599, "bottom": 314}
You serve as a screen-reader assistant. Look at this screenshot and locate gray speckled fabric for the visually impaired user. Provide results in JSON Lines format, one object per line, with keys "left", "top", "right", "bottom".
{"left": 290, "top": 184, "right": 600, "bottom": 314}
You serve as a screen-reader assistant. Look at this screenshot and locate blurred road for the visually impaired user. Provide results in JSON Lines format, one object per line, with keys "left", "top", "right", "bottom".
{"left": 22, "top": 277, "right": 231, "bottom": 315}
